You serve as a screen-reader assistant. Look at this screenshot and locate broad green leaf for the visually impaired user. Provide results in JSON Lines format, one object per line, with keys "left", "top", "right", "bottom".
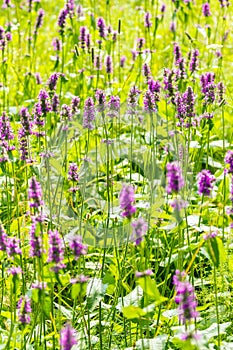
{"left": 71, "top": 282, "right": 87, "bottom": 299}
{"left": 116, "top": 286, "right": 143, "bottom": 311}
{"left": 199, "top": 322, "right": 231, "bottom": 341}
{"left": 137, "top": 276, "right": 161, "bottom": 301}
{"left": 86, "top": 278, "right": 108, "bottom": 311}
{"left": 122, "top": 305, "right": 146, "bottom": 319}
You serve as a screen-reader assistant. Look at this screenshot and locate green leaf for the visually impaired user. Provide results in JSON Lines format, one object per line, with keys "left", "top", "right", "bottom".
{"left": 116, "top": 286, "right": 143, "bottom": 311}
{"left": 86, "top": 278, "right": 108, "bottom": 311}
{"left": 205, "top": 237, "right": 226, "bottom": 268}
{"left": 43, "top": 297, "right": 52, "bottom": 318}
{"left": 122, "top": 305, "right": 146, "bottom": 319}
{"left": 32, "top": 289, "right": 39, "bottom": 303}
{"left": 199, "top": 322, "right": 231, "bottom": 341}
{"left": 71, "top": 283, "right": 87, "bottom": 299}
{"left": 137, "top": 276, "right": 166, "bottom": 304}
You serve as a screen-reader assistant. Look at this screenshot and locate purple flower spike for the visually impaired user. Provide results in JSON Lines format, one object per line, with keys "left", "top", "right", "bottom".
{"left": 197, "top": 169, "right": 215, "bottom": 196}
{"left": 119, "top": 184, "right": 136, "bottom": 218}
{"left": 202, "top": 2, "right": 211, "bottom": 16}
{"left": 166, "top": 162, "right": 184, "bottom": 194}
{"left": 173, "top": 42, "right": 182, "bottom": 66}
{"left": 68, "top": 235, "right": 88, "bottom": 260}
{"left": 47, "top": 230, "right": 65, "bottom": 272}
{"left": 52, "top": 37, "right": 62, "bottom": 52}
{"left": 28, "top": 177, "right": 44, "bottom": 208}
{"left": 94, "top": 55, "right": 102, "bottom": 70}
{"left": 143, "top": 63, "right": 151, "bottom": 79}
{"left": 108, "top": 95, "right": 120, "bottom": 117}
{"left": 144, "top": 90, "right": 157, "bottom": 112}
{"left": 60, "top": 104, "right": 72, "bottom": 121}
{"left": 34, "top": 8, "right": 45, "bottom": 35}
{"left": 173, "top": 270, "right": 199, "bottom": 324}
{"left": 38, "top": 89, "right": 51, "bottom": 113}
{"left": 66, "top": 0, "right": 75, "bottom": 18}
{"left": 130, "top": 217, "right": 148, "bottom": 245}
{"left": 97, "top": 17, "right": 106, "bottom": 38}
{"left": 17, "top": 296, "right": 32, "bottom": 324}
{"left": 19, "top": 107, "right": 33, "bottom": 135}
{"left": 60, "top": 323, "right": 77, "bottom": 350}
{"left": 200, "top": 72, "right": 216, "bottom": 105}
{"left": 68, "top": 162, "right": 79, "bottom": 182}
{"left": 135, "top": 269, "right": 153, "bottom": 278}
{"left": 189, "top": 49, "right": 199, "bottom": 73}
{"left": 127, "top": 86, "right": 141, "bottom": 114}
{"left": 95, "top": 89, "right": 106, "bottom": 112}
{"left": 170, "top": 21, "right": 176, "bottom": 33}
{"left": 161, "top": 3, "right": 166, "bottom": 13}
{"left": 29, "top": 219, "right": 43, "bottom": 258}
{"left": 217, "top": 82, "right": 225, "bottom": 103}
{"left": 52, "top": 93, "right": 60, "bottom": 112}
{"left": 79, "top": 26, "right": 87, "bottom": 49}
{"left": 71, "top": 96, "right": 80, "bottom": 116}
{"left": 83, "top": 97, "right": 95, "bottom": 130}
{"left": 144, "top": 12, "right": 152, "bottom": 28}
{"left": 47, "top": 73, "right": 60, "bottom": 91}
{"left": 163, "top": 69, "right": 176, "bottom": 102}
{"left": 105, "top": 55, "right": 113, "bottom": 74}
{"left": 137, "top": 37, "right": 145, "bottom": 50}
{"left": 58, "top": 8, "right": 68, "bottom": 34}
{"left": 8, "top": 266, "right": 22, "bottom": 276}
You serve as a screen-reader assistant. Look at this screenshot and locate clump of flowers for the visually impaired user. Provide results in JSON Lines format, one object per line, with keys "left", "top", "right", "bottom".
{"left": 108, "top": 95, "right": 120, "bottom": 117}
{"left": 200, "top": 72, "right": 216, "bottom": 105}
{"left": 68, "top": 162, "right": 79, "bottom": 182}
{"left": 83, "top": 97, "right": 95, "bottom": 130}
{"left": 28, "top": 177, "right": 44, "bottom": 209}
{"left": 130, "top": 217, "right": 147, "bottom": 245}
{"left": 60, "top": 323, "right": 77, "bottom": 350}
{"left": 174, "top": 86, "right": 196, "bottom": 128}
{"left": 127, "top": 86, "right": 141, "bottom": 114}
{"left": 97, "top": 17, "right": 107, "bottom": 38}
{"left": 202, "top": 2, "right": 211, "bottom": 16}
{"left": 173, "top": 270, "right": 199, "bottom": 337}
{"left": 105, "top": 55, "right": 113, "bottom": 74}
{"left": 68, "top": 235, "right": 88, "bottom": 260}
{"left": 47, "top": 230, "right": 66, "bottom": 272}
{"left": 166, "top": 162, "right": 185, "bottom": 194}
{"left": 119, "top": 184, "right": 136, "bottom": 218}
{"left": 197, "top": 169, "right": 215, "bottom": 196}
{"left": 189, "top": 49, "right": 199, "bottom": 73}
{"left": 17, "top": 295, "right": 32, "bottom": 324}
